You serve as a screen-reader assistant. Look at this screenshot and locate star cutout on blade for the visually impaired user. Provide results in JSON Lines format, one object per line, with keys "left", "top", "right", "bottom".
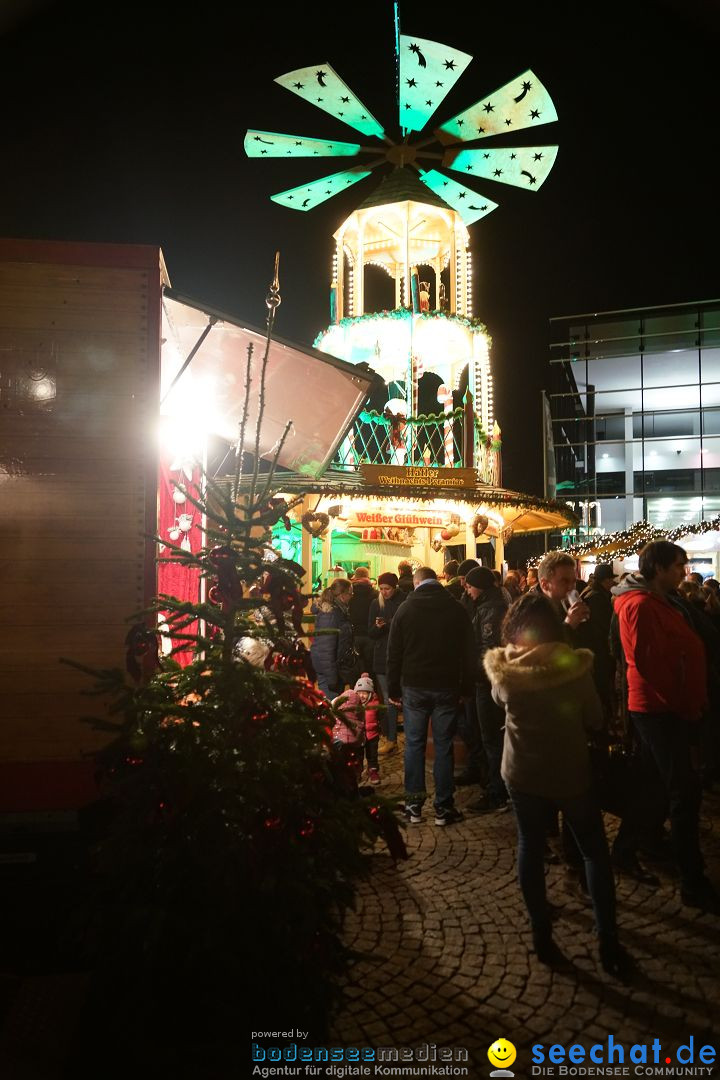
{"left": 341, "top": 95, "right": 350, "bottom": 103}
{"left": 466, "top": 165, "right": 473, "bottom": 171}
{"left": 316, "top": 97, "right": 323, "bottom": 102}
{"left": 361, "top": 113, "right": 367, "bottom": 119}
{"left": 534, "top": 152, "right": 544, "bottom": 160}
{"left": 260, "top": 150, "right": 267, "bottom": 154}
{"left": 426, "top": 99, "right": 433, "bottom": 106}
{"left": 436, "top": 80, "right": 444, "bottom": 87}
{"left": 530, "top": 109, "right": 540, "bottom": 119}
{"left": 288, "top": 195, "right": 294, "bottom": 200}
{"left": 457, "top": 119, "right": 464, "bottom": 127}
{"left": 483, "top": 152, "right": 490, "bottom": 158}
{"left": 316, "top": 70, "right": 328, "bottom": 85}
{"left": 505, "top": 118, "right": 512, "bottom": 126}
{"left": 406, "top": 77, "right": 417, "bottom": 87}
{"left": 293, "top": 82, "right": 304, "bottom": 89}
{"left": 510, "top": 152, "right": 517, "bottom": 159}
{"left": 338, "top": 111, "right": 344, "bottom": 116}
{"left": 458, "top": 191, "right": 466, "bottom": 199}
{"left": 404, "top": 103, "right": 411, "bottom": 110}
{"left": 514, "top": 79, "right": 533, "bottom": 103}
{"left": 483, "top": 102, "right": 495, "bottom": 113}
{"left": 476, "top": 125, "right": 485, "bottom": 134}
{"left": 409, "top": 43, "right": 427, "bottom": 67}
{"left": 444, "top": 59, "right": 457, "bottom": 70}
{"left": 296, "top": 141, "right": 303, "bottom": 146}
{"left": 493, "top": 168, "right": 503, "bottom": 176}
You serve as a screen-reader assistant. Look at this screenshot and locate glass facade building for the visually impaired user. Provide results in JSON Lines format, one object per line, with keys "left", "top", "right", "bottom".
{"left": 548, "top": 298, "right": 720, "bottom": 539}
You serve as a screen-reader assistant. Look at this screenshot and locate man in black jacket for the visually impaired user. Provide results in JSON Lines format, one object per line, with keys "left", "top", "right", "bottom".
{"left": 464, "top": 566, "right": 509, "bottom": 813}
{"left": 347, "top": 567, "right": 377, "bottom": 675}
{"left": 387, "top": 566, "right": 476, "bottom": 826}
{"left": 576, "top": 563, "right": 616, "bottom": 716}
{"left": 452, "top": 558, "right": 487, "bottom": 786}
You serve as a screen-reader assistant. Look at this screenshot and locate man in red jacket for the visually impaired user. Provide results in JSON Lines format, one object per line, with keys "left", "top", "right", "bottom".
{"left": 614, "top": 540, "right": 718, "bottom": 912}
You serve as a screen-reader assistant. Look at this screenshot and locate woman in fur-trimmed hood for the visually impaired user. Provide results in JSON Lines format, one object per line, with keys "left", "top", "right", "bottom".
{"left": 483, "top": 592, "right": 631, "bottom": 979}
{"left": 484, "top": 629, "right": 601, "bottom": 800}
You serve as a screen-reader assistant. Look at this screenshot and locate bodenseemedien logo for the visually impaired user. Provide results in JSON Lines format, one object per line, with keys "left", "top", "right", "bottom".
{"left": 489, "top": 1038, "right": 517, "bottom": 1077}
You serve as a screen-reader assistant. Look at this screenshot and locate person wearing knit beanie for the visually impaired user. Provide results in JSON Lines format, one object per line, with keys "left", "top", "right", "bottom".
{"left": 450, "top": 558, "right": 486, "bottom": 787}
{"left": 465, "top": 562, "right": 510, "bottom": 815}
{"left": 465, "top": 565, "right": 497, "bottom": 591}
{"left": 368, "top": 572, "right": 404, "bottom": 756}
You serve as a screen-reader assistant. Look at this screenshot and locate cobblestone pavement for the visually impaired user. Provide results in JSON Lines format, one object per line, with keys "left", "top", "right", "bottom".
{"left": 331, "top": 738, "right": 720, "bottom": 1071}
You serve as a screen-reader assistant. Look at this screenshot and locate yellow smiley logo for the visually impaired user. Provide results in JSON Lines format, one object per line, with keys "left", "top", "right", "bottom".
{"left": 488, "top": 1039, "right": 517, "bottom": 1069}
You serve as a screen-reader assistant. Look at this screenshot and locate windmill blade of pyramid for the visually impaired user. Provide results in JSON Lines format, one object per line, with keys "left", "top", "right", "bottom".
{"left": 398, "top": 35, "right": 472, "bottom": 134}
{"left": 270, "top": 165, "right": 379, "bottom": 211}
{"left": 418, "top": 169, "right": 498, "bottom": 226}
{"left": 244, "top": 130, "right": 362, "bottom": 158}
{"left": 274, "top": 64, "right": 385, "bottom": 139}
{"left": 444, "top": 146, "right": 558, "bottom": 190}
{"left": 434, "top": 69, "right": 558, "bottom": 144}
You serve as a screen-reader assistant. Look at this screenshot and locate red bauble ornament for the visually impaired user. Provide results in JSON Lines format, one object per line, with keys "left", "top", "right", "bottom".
{"left": 207, "top": 544, "right": 237, "bottom": 568}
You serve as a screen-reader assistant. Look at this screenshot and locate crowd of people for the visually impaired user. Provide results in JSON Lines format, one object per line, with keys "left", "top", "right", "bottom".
{"left": 308, "top": 544, "right": 720, "bottom": 977}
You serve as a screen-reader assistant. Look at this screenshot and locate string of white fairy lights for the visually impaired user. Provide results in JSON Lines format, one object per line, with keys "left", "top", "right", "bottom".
{"left": 536, "top": 515, "right": 720, "bottom": 565}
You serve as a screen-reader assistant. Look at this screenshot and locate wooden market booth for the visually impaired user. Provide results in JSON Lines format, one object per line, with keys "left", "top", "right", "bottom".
{"left": 260, "top": 462, "right": 577, "bottom": 583}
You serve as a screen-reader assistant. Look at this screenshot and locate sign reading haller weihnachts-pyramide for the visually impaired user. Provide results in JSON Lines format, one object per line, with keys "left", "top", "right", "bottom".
{"left": 360, "top": 464, "right": 478, "bottom": 489}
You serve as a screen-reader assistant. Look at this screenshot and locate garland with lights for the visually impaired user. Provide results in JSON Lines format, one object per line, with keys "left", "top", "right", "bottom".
{"left": 532, "top": 515, "right": 720, "bottom": 566}
{"left": 313, "top": 306, "right": 491, "bottom": 346}
{"left": 358, "top": 405, "right": 486, "bottom": 437}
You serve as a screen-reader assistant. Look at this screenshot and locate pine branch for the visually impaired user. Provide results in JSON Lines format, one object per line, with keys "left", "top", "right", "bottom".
{"left": 256, "top": 419, "right": 294, "bottom": 506}
{"left": 233, "top": 341, "right": 254, "bottom": 504}
{"left": 248, "top": 253, "right": 281, "bottom": 508}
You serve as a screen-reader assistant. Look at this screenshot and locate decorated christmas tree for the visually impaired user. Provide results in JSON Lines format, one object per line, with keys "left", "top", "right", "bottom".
{"left": 67, "top": 262, "right": 405, "bottom": 1071}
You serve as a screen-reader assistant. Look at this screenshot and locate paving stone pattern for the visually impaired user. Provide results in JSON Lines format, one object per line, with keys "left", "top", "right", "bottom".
{"left": 332, "top": 740, "right": 720, "bottom": 1069}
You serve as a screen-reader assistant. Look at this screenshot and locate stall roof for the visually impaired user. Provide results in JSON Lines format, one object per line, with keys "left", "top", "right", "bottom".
{"left": 160, "top": 290, "right": 379, "bottom": 478}
{"left": 223, "top": 468, "right": 578, "bottom": 535}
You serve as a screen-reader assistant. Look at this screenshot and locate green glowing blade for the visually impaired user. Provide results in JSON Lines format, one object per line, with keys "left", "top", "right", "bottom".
{"left": 435, "top": 69, "right": 558, "bottom": 144}
{"left": 244, "top": 130, "right": 361, "bottom": 158}
{"left": 444, "top": 146, "right": 559, "bottom": 190}
{"left": 419, "top": 170, "right": 497, "bottom": 225}
{"left": 398, "top": 35, "right": 473, "bottom": 133}
{"left": 274, "top": 64, "right": 385, "bottom": 139}
{"left": 270, "top": 167, "right": 373, "bottom": 210}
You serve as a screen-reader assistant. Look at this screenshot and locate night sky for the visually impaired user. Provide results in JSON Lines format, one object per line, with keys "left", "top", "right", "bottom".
{"left": 1, "top": 0, "right": 718, "bottom": 497}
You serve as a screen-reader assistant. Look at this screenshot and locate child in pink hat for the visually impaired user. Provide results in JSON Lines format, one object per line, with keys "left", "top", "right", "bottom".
{"left": 331, "top": 673, "right": 382, "bottom": 784}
